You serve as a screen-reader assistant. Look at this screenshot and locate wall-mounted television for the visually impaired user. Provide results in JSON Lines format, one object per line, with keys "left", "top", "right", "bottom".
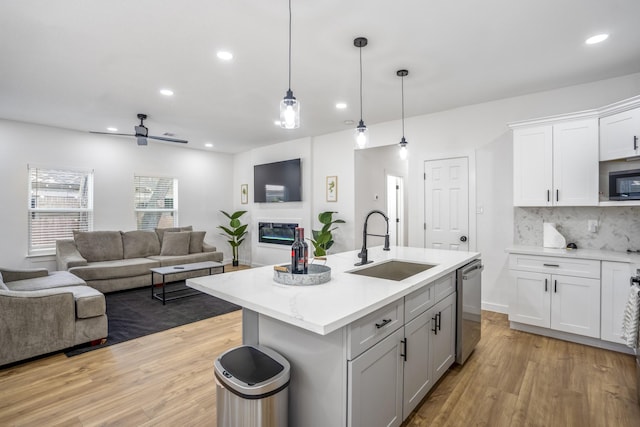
{"left": 254, "top": 158, "right": 302, "bottom": 203}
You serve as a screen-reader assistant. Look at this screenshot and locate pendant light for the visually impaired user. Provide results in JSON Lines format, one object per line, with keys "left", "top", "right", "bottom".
{"left": 354, "top": 37, "right": 368, "bottom": 149}
{"left": 397, "top": 69, "right": 409, "bottom": 160}
{"left": 280, "top": 0, "right": 300, "bottom": 129}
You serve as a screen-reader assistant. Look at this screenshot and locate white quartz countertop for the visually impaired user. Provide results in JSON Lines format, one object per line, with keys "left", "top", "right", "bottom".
{"left": 188, "top": 246, "right": 480, "bottom": 335}
{"left": 506, "top": 245, "right": 640, "bottom": 266}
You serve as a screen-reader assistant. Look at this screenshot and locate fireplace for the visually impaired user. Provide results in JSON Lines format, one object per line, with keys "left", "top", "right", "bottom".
{"left": 258, "top": 222, "right": 298, "bottom": 246}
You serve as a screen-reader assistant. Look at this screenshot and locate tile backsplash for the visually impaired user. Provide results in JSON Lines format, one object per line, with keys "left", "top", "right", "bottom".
{"left": 514, "top": 207, "right": 640, "bottom": 252}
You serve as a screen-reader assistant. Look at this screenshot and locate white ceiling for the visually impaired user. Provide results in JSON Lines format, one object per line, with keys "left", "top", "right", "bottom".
{"left": 1, "top": 0, "right": 640, "bottom": 154}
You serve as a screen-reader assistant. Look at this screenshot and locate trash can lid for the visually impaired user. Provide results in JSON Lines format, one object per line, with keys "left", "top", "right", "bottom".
{"left": 214, "top": 345, "right": 290, "bottom": 397}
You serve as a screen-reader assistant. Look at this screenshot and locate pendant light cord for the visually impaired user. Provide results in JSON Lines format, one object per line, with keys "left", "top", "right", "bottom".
{"left": 359, "top": 46, "right": 363, "bottom": 121}
{"left": 288, "top": 0, "right": 292, "bottom": 90}
{"left": 401, "top": 74, "right": 405, "bottom": 137}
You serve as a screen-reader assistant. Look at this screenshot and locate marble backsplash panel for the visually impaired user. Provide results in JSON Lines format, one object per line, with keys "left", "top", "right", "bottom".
{"left": 514, "top": 207, "right": 640, "bottom": 252}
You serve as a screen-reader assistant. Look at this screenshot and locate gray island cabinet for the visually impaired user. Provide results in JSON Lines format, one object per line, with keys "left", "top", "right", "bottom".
{"left": 188, "top": 246, "right": 479, "bottom": 426}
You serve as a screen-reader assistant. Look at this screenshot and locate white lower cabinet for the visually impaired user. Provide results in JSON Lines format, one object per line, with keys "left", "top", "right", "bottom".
{"left": 348, "top": 278, "right": 458, "bottom": 427}
{"left": 509, "top": 255, "right": 601, "bottom": 338}
{"left": 348, "top": 328, "right": 404, "bottom": 427}
{"left": 601, "top": 261, "right": 632, "bottom": 344}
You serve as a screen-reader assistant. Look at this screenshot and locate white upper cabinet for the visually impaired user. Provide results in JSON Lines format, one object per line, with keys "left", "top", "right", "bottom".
{"left": 600, "top": 107, "right": 640, "bottom": 161}
{"left": 512, "top": 118, "right": 599, "bottom": 207}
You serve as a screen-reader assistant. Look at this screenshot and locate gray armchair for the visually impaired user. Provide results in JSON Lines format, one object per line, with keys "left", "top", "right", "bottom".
{"left": 0, "top": 268, "right": 107, "bottom": 366}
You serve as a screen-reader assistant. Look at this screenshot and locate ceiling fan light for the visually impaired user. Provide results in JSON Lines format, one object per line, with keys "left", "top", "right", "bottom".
{"left": 280, "top": 89, "right": 300, "bottom": 129}
{"left": 355, "top": 120, "right": 368, "bottom": 149}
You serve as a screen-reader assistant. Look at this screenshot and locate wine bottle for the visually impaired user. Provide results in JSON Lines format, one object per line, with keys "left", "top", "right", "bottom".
{"left": 300, "top": 228, "right": 309, "bottom": 274}
{"left": 291, "top": 227, "right": 304, "bottom": 274}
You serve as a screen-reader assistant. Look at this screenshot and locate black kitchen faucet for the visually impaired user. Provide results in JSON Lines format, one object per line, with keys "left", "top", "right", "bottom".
{"left": 355, "top": 210, "right": 391, "bottom": 266}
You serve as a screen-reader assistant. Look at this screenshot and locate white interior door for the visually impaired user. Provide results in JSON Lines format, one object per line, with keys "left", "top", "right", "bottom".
{"left": 424, "top": 157, "right": 469, "bottom": 250}
{"left": 386, "top": 175, "right": 404, "bottom": 246}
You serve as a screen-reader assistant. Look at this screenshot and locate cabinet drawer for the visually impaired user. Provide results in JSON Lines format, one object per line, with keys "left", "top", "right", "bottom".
{"left": 434, "top": 273, "right": 456, "bottom": 302}
{"left": 509, "top": 254, "right": 600, "bottom": 279}
{"left": 405, "top": 283, "right": 434, "bottom": 323}
{"left": 348, "top": 299, "right": 404, "bottom": 360}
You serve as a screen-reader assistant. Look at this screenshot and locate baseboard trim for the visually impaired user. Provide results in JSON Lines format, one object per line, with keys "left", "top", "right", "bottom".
{"left": 482, "top": 301, "right": 508, "bottom": 314}
{"left": 509, "top": 321, "right": 634, "bottom": 355}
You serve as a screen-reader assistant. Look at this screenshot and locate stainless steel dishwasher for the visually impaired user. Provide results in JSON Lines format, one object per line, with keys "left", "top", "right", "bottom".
{"left": 456, "top": 259, "right": 483, "bottom": 365}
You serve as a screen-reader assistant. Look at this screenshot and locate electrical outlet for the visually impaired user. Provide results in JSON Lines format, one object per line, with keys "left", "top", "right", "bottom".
{"left": 587, "top": 220, "right": 598, "bottom": 233}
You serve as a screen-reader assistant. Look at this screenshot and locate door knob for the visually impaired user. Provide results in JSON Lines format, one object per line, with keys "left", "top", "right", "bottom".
{"left": 460, "top": 236, "right": 467, "bottom": 242}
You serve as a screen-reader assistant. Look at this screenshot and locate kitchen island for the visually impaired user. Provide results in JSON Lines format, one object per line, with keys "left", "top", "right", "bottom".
{"left": 188, "top": 246, "right": 480, "bottom": 426}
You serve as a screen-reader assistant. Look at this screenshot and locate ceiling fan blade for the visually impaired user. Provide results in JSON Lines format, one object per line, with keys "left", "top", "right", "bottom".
{"left": 147, "top": 135, "right": 188, "bottom": 144}
{"left": 89, "top": 131, "right": 135, "bottom": 137}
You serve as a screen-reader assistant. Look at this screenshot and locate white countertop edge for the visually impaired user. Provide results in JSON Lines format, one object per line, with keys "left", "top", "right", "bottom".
{"left": 188, "top": 248, "right": 480, "bottom": 335}
{"left": 505, "top": 245, "right": 640, "bottom": 264}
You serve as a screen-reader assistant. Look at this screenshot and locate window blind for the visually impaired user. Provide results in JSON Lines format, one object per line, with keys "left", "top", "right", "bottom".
{"left": 134, "top": 175, "right": 178, "bottom": 230}
{"left": 28, "top": 166, "right": 93, "bottom": 255}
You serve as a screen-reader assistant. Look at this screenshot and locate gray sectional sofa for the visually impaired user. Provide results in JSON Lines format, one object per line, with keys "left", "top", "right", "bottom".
{"left": 56, "top": 227, "right": 224, "bottom": 293}
{"left": 0, "top": 268, "right": 107, "bottom": 366}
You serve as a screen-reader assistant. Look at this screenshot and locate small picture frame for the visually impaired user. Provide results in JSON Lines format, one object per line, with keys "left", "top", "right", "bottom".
{"left": 326, "top": 176, "right": 338, "bottom": 202}
{"left": 241, "top": 184, "right": 248, "bottom": 204}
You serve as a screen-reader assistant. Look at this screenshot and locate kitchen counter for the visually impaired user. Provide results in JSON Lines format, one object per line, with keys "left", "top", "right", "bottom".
{"left": 506, "top": 245, "right": 640, "bottom": 267}
{"left": 188, "top": 246, "right": 479, "bottom": 335}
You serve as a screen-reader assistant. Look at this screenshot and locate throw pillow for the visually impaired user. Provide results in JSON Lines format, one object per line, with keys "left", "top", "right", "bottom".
{"left": 73, "top": 230, "right": 124, "bottom": 262}
{"left": 155, "top": 226, "right": 193, "bottom": 245}
{"left": 160, "top": 231, "right": 191, "bottom": 256}
{"left": 122, "top": 230, "right": 161, "bottom": 258}
{"left": 189, "top": 231, "right": 206, "bottom": 254}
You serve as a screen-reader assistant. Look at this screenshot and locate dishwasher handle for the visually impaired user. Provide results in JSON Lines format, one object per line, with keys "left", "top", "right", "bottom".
{"left": 461, "top": 262, "right": 484, "bottom": 280}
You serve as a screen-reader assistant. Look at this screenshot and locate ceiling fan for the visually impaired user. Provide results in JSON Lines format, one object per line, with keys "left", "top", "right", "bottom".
{"left": 90, "top": 113, "right": 188, "bottom": 146}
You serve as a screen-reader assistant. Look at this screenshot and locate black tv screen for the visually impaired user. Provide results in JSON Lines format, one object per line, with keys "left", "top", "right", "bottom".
{"left": 254, "top": 158, "right": 302, "bottom": 203}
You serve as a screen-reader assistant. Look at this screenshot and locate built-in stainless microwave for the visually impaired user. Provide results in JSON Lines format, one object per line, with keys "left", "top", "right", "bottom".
{"left": 609, "top": 169, "right": 640, "bottom": 200}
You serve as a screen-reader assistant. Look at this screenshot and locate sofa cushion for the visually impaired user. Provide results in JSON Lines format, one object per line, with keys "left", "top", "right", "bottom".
{"left": 122, "top": 230, "right": 161, "bottom": 259}
{"left": 148, "top": 251, "right": 223, "bottom": 266}
{"left": 69, "top": 258, "right": 160, "bottom": 281}
{"left": 160, "top": 231, "right": 191, "bottom": 256}
{"left": 189, "top": 231, "right": 206, "bottom": 254}
{"left": 74, "top": 231, "right": 124, "bottom": 262}
{"left": 6, "top": 271, "right": 87, "bottom": 291}
{"left": 0, "top": 273, "right": 7, "bottom": 290}
{"left": 155, "top": 226, "right": 193, "bottom": 245}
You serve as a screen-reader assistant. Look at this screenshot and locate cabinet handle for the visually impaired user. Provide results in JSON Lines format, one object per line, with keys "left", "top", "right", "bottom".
{"left": 554, "top": 280, "right": 557, "bottom": 293}
{"left": 556, "top": 189, "right": 559, "bottom": 202}
{"left": 635, "top": 135, "right": 638, "bottom": 151}
{"left": 401, "top": 339, "right": 407, "bottom": 361}
{"left": 544, "top": 278, "right": 548, "bottom": 292}
{"left": 437, "top": 312, "right": 442, "bottom": 331}
{"left": 543, "top": 263, "right": 559, "bottom": 267}
{"left": 547, "top": 190, "right": 550, "bottom": 202}
{"left": 432, "top": 316, "right": 438, "bottom": 335}
{"left": 375, "top": 318, "right": 392, "bottom": 329}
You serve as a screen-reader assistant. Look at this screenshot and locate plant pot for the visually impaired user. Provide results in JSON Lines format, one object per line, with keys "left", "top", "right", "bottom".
{"left": 232, "top": 260, "right": 239, "bottom": 267}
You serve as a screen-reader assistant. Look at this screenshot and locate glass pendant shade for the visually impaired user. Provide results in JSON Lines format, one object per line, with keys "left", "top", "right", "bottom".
{"left": 399, "top": 137, "right": 408, "bottom": 160}
{"left": 355, "top": 119, "right": 368, "bottom": 149}
{"left": 280, "top": 89, "right": 300, "bottom": 129}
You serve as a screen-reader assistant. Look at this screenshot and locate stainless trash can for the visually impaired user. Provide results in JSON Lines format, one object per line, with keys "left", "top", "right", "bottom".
{"left": 214, "top": 345, "right": 290, "bottom": 427}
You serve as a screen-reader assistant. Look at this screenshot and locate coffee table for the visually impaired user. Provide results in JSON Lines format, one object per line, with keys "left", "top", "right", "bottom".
{"left": 150, "top": 261, "right": 225, "bottom": 305}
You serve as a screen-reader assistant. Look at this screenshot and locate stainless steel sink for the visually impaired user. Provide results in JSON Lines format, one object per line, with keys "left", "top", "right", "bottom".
{"left": 347, "top": 260, "right": 437, "bottom": 281}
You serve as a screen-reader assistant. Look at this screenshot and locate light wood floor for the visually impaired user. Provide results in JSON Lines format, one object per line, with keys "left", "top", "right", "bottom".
{"left": 1, "top": 311, "right": 638, "bottom": 426}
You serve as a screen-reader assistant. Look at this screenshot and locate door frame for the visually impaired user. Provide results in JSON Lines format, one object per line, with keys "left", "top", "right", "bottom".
{"left": 422, "top": 151, "right": 477, "bottom": 252}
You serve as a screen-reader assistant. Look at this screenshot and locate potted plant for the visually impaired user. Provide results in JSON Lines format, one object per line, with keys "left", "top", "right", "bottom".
{"left": 308, "top": 211, "right": 345, "bottom": 257}
{"left": 218, "top": 210, "right": 248, "bottom": 267}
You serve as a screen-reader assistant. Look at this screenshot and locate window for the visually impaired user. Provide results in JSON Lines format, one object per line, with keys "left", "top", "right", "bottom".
{"left": 134, "top": 175, "right": 178, "bottom": 230}
{"left": 28, "top": 165, "right": 94, "bottom": 255}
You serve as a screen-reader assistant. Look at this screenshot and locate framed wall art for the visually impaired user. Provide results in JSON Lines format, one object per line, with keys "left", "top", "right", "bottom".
{"left": 326, "top": 176, "right": 337, "bottom": 202}
{"left": 241, "top": 184, "right": 248, "bottom": 204}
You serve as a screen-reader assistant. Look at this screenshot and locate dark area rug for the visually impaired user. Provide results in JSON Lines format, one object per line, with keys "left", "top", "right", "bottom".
{"left": 65, "top": 281, "right": 240, "bottom": 357}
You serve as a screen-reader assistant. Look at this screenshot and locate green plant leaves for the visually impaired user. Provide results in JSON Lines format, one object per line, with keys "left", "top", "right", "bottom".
{"left": 218, "top": 210, "right": 248, "bottom": 261}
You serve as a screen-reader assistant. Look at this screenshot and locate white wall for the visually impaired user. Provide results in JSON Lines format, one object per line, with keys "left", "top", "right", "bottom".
{"left": 0, "top": 119, "right": 234, "bottom": 270}
{"left": 232, "top": 137, "right": 313, "bottom": 266}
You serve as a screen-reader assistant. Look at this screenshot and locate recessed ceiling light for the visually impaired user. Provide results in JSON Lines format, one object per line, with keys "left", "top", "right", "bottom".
{"left": 217, "top": 51, "right": 233, "bottom": 60}
{"left": 274, "top": 120, "right": 282, "bottom": 126}
{"left": 204, "top": 143, "right": 213, "bottom": 148}
{"left": 585, "top": 34, "right": 609, "bottom": 45}
{"left": 107, "top": 127, "right": 118, "bottom": 132}
{"left": 160, "top": 88, "right": 174, "bottom": 96}
{"left": 336, "top": 102, "right": 347, "bottom": 109}
{"left": 344, "top": 120, "right": 355, "bottom": 125}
